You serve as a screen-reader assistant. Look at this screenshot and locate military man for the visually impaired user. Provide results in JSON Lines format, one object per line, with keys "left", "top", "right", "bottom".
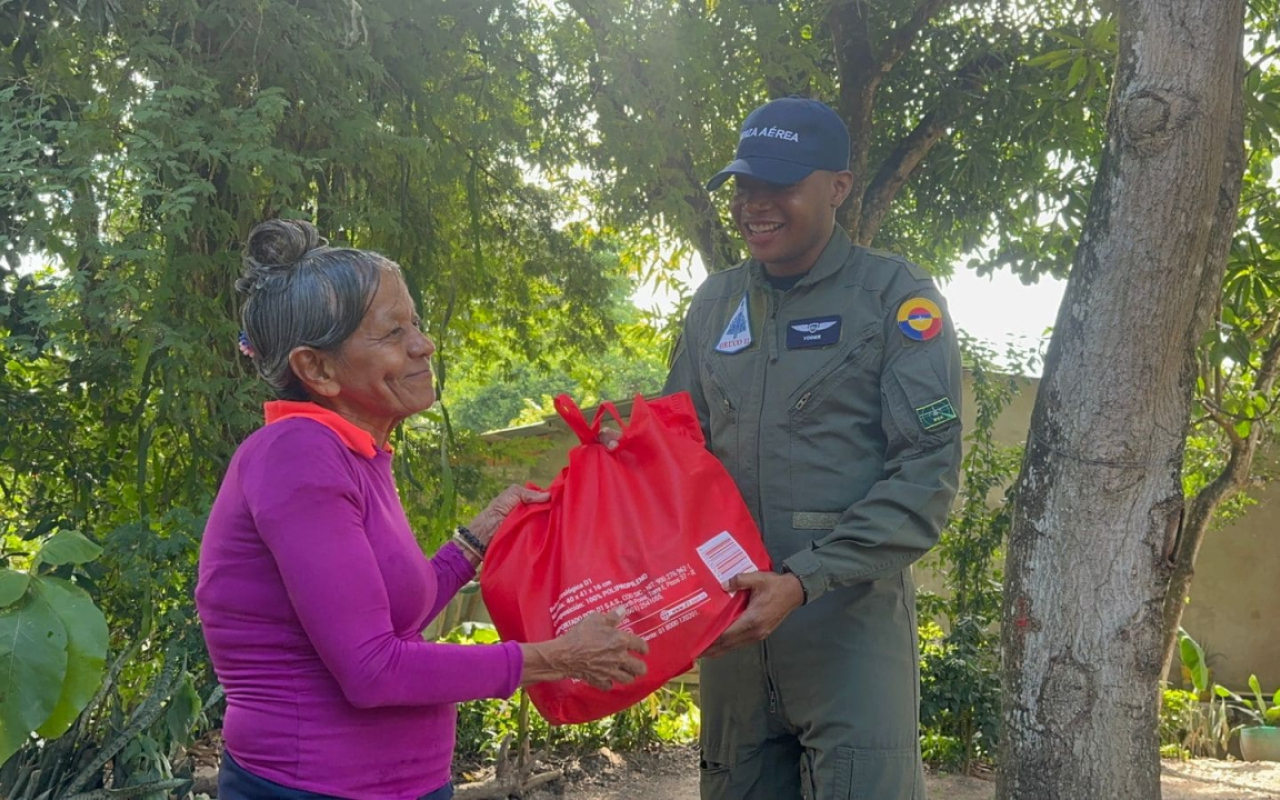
{"left": 664, "top": 97, "right": 963, "bottom": 800}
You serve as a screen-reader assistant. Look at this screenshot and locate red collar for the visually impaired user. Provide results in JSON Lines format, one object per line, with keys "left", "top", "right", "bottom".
{"left": 263, "top": 401, "right": 391, "bottom": 459}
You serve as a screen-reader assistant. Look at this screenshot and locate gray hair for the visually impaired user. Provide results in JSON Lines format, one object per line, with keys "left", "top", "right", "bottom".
{"left": 236, "top": 219, "right": 399, "bottom": 400}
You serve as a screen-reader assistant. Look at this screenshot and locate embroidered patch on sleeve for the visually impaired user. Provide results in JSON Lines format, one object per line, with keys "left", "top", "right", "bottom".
{"left": 897, "top": 297, "right": 943, "bottom": 341}
{"left": 915, "top": 397, "right": 958, "bottom": 430}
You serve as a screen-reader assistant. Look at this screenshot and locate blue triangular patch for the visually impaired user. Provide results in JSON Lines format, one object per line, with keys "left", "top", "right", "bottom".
{"left": 716, "top": 294, "right": 752, "bottom": 354}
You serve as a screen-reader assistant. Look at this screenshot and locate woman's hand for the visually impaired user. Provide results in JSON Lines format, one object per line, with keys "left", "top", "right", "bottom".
{"left": 519, "top": 608, "right": 649, "bottom": 690}
{"left": 467, "top": 484, "right": 550, "bottom": 545}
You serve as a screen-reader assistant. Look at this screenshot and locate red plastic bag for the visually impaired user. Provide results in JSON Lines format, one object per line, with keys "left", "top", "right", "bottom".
{"left": 481, "top": 392, "right": 771, "bottom": 724}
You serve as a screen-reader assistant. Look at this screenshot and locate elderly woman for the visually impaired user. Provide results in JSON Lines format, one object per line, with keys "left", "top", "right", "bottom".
{"left": 196, "top": 219, "right": 647, "bottom": 800}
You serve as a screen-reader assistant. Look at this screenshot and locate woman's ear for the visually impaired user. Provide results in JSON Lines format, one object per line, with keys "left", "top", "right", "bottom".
{"left": 289, "top": 347, "right": 341, "bottom": 398}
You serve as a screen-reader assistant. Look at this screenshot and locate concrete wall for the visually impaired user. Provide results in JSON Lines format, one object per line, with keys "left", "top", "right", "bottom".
{"left": 482, "top": 377, "right": 1280, "bottom": 692}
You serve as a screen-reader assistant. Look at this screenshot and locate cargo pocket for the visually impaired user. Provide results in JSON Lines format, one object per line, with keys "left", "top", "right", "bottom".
{"left": 886, "top": 347, "right": 958, "bottom": 450}
{"left": 699, "top": 756, "right": 734, "bottom": 798}
{"left": 830, "top": 746, "right": 855, "bottom": 800}
{"left": 848, "top": 746, "right": 921, "bottom": 800}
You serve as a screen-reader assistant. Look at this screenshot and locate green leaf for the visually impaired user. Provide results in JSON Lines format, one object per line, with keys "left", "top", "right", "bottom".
{"left": 0, "top": 591, "right": 69, "bottom": 765}
{"left": 33, "top": 578, "right": 108, "bottom": 739}
{"left": 1026, "top": 49, "right": 1076, "bottom": 69}
{"left": 35, "top": 530, "right": 103, "bottom": 567}
{"left": 166, "top": 673, "right": 202, "bottom": 746}
{"left": 1249, "top": 674, "right": 1268, "bottom": 712}
{"left": 1066, "top": 57, "right": 1088, "bottom": 90}
{"left": 1178, "top": 632, "right": 1208, "bottom": 693}
{"left": 0, "top": 570, "right": 30, "bottom": 607}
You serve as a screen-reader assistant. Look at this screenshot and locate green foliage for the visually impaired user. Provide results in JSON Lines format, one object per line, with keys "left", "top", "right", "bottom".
{"left": 1215, "top": 674, "right": 1280, "bottom": 729}
{"left": 1159, "top": 688, "right": 1232, "bottom": 759}
{"left": 1179, "top": 0, "right": 1280, "bottom": 525}
{"left": 445, "top": 623, "right": 699, "bottom": 761}
{"left": 0, "top": 0, "right": 662, "bottom": 784}
{"left": 918, "top": 336, "right": 1037, "bottom": 771}
{"left": 1178, "top": 628, "right": 1211, "bottom": 698}
{"left": 445, "top": 248, "right": 669, "bottom": 434}
{"left": 527, "top": 0, "right": 1129, "bottom": 286}
{"left": 1161, "top": 629, "right": 1233, "bottom": 758}
{"left": 0, "top": 530, "right": 108, "bottom": 767}
{"left": 919, "top": 728, "right": 966, "bottom": 768}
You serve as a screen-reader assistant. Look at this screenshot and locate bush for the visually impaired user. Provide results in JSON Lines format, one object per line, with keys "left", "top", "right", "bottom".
{"left": 445, "top": 623, "right": 699, "bottom": 767}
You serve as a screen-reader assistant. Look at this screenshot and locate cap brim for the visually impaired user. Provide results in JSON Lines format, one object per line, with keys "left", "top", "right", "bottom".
{"left": 705, "top": 158, "right": 817, "bottom": 191}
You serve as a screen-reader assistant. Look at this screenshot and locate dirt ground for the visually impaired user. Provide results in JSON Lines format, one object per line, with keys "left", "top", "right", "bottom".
{"left": 523, "top": 746, "right": 1280, "bottom": 800}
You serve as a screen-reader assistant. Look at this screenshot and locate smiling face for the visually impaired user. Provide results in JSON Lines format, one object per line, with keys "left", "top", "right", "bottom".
{"left": 729, "top": 170, "right": 854, "bottom": 277}
{"left": 291, "top": 272, "right": 436, "bottom": 443}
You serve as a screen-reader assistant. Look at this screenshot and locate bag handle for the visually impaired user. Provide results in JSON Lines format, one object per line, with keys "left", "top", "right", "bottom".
{"left": 555, "top": 395, "right": 628, "bottom": 445}
{"left": 554, "top": 394, "right": 596, "bottom": 445}
{"left": 591, "top": 401, "right": 626, "bottom": 435}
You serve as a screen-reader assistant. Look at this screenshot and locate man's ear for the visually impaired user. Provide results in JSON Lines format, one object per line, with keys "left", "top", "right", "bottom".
{"left": 289, "top": 347, "right": 341, "bottom": 398}
{"left": 830, "top": 170, "right": 855, "bottom": 208}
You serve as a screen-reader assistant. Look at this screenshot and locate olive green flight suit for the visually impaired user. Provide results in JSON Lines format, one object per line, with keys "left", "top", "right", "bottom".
{"left": 663, "top": 227, "right": 963, "bottom": 800}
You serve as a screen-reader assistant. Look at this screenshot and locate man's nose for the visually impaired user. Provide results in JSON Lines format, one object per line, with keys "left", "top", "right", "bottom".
{"left": 740, "top": 188, "right": 775, "bottom": 210}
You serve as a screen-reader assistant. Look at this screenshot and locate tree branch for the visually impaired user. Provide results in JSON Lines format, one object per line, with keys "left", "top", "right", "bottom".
{"left": 1246, "top": 42, "right": 1280, "bottom": 77}
{"left": 857, "top": 51, "right": 1008, "bottom": 244}
{"left": 828, "top": 0, "right": 878, "bottom": 232}
{"left": 829, "top": 0, "right": 876, "bottom": 83}
{"left": 880, "top": 0, "right": 956, "bottom": 73}
{"left": 1158, "top": 48, "right": 1248, "bottom": 680}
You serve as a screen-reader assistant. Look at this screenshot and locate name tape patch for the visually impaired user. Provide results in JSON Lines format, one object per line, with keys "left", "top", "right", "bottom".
{"left": 786, "top": 315, "right": 842, "bottom": 349}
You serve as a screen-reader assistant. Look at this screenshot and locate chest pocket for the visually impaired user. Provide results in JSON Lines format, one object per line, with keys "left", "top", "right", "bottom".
{"left": 786, "top": 323, "right": 881, "bottom": 419}
{"left": 702, "top": 356, "right": 739, "bottom": 424}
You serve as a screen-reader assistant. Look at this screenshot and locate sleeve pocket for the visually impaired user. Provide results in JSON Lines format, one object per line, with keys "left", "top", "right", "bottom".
{"left": 885, "top": 346, "right": 959, "bottom": 450}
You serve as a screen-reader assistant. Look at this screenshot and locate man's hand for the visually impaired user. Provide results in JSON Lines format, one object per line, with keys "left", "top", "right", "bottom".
{"left": 701, "top": 571, "right": 804, "bottom": 659}
{"left": 598, "top": 426, "right": 622, "bottom": 451}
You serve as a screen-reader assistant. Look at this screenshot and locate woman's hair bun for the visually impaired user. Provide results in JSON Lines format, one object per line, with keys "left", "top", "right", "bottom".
{"left": 237, "top": 219, "right": 327, "bottom": 293}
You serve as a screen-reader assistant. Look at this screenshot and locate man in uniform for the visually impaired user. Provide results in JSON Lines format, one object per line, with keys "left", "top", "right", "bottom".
{"left": 664, "top": 97, "right": 963, "bottom": 800}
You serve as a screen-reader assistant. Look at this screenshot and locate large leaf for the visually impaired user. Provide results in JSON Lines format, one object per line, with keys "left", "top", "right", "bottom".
{"left": 33, "top": 578, "right": 108, "bottom": 739}
{"left": 0, "top": 591, "right": 69, "bottom": 765}
{"left": 1178, "top": 631, "right": 1209, "bottom": 694}
{"left": 0, "top": 570, "right": 30, "bottom": 607}
{"left": 35, "top": 530, "right": 103, "bottom": 567}
{"left": 166, "top": 672, "right": 202, "bottom": 746}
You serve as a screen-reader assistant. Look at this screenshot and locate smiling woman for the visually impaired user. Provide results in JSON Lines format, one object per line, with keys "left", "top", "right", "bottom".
{"left": 195, "top": 219, "right": 650, "bottom": 800}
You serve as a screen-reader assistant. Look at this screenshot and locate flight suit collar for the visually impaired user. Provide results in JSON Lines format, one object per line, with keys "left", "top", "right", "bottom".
{"left": 746, "top": 225, "right": 854, "bottom": 292}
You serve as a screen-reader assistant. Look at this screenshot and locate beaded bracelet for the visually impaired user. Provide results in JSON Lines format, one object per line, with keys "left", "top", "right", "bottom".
{"left": 454, "top": 526, "right": 487, "bottom": 560}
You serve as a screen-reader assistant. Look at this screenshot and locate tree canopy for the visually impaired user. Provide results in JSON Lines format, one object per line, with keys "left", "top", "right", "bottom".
{"left": 4, "top": 0, "right": 1280, "bottom": 794}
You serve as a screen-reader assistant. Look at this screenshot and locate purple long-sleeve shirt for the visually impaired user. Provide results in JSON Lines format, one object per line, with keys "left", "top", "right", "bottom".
{"left": 197, "top": 402, "right": 523, "bottom": 799}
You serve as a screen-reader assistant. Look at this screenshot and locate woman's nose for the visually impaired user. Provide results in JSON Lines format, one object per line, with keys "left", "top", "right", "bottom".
{"left": 410, "top": 330, "right": 435, "bottom": 358}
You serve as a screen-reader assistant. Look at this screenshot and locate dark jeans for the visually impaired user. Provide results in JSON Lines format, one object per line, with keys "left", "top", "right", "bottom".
{"left": 219, "top": 752, "right": 454, "bottom": 800}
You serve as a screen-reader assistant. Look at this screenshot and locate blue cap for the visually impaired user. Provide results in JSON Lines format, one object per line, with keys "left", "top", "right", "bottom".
{"left": 706, "top": 97, "right": 850, "bottom": 191}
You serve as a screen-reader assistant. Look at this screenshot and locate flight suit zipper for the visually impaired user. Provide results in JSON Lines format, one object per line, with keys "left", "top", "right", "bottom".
{"left": 754, "top": 290, "right": 778, "bottom": 533}
{"left": 787, "top": 327, "right": 879, "bottom": 414}
{"left": 761, "top": 640, "right": 781, "bottom": 715}
{"left": 706, "top": 367, "right": 737, "bottom": 420}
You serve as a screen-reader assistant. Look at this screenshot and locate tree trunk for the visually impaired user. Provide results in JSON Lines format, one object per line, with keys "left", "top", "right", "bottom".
{"left": 998, "top": 2, "right": 1244, "bottom": 799}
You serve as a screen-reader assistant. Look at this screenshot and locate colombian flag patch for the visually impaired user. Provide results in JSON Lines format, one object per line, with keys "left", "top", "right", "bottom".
{"left": 897, "top": 297, "right": 943, "bottom": 341}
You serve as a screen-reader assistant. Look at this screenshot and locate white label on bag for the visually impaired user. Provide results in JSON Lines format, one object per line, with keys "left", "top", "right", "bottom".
{"left": 697, "top": 531, "right": 758, "bottom": 584}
